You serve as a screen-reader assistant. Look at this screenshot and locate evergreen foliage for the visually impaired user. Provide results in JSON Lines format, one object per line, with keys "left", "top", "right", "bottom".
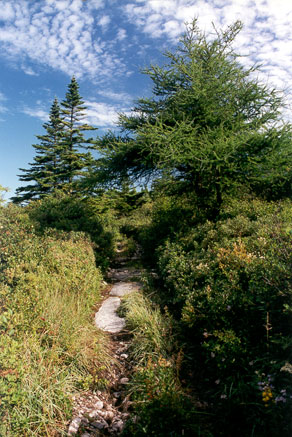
{"left": 12, "top": 98, "right": 64, "bottom": 203}
{"left": 13, "top": 77, "right": 97, "bottom": 203}
{"left": 93, "top": 20, "right": 292, "bottom": 215}
{"left": 60, "top": 76, "right": 96, "bottom": 191}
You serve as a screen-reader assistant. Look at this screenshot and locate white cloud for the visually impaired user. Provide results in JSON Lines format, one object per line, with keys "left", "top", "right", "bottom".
{"left": 97, "top": 89, "right": 132, "bottom": 103}
{"left": 84, "top": 101, "right": 119, "bottom": 126}
{"left": 84, "top": 99, "right": 132, "bottom": 127}
{"left": 23, "top": 66, "right": 38, "bottom": 76}
{"left": 98, "top": 14, "right": 111, "bottom": 30}
{"left": 122, "top": 0, "right": 292, "bottom": 100}
{"left": 22, "top": 107, "right": 49, "bottom": 122}
{"left": 0, "top": 91, "right": 8, "bottom": 114}
{"left": 0, "top": 0, "right": 125, "bottom": 81}
{"left": 0, "top": 3, "right": 15, "bottom": 21}
{"left": 117, "top": 28, "right": 127, "bottom": 41}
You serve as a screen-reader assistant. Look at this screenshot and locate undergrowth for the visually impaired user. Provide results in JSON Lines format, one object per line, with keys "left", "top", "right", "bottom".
{"left": 120, "top": 291, "right": 211, "bottom": 436}
{"left": 0, "top": 205, "right": 109, "bottom": 436}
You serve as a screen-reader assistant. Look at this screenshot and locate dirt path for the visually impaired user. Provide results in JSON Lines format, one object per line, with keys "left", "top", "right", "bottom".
{"left": 67, "top": 250, "right": 142, "bottom": 436}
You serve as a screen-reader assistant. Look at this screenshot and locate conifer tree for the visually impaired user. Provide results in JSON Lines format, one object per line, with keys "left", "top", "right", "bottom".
{"left": 13, "top": 78, "right": 97, "bottom": 203}
{"left": 93, "top": 20, "right": 292, "bottom": 214}
{"left": 12, "top": 98, "right": 65, "bottom": 203}
{"left": 60, "top": 76, "right": 97, "bottom": 191}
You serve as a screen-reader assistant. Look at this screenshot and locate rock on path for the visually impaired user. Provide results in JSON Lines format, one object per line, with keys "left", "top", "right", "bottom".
{"left": 95, "top": 297, "right": 125, "bottom": 334}
{"left": 95, "top": 281, "right": 141, "bottom": 334}
{"left": 68, "top": 263, "right": 143, "bottom": 435}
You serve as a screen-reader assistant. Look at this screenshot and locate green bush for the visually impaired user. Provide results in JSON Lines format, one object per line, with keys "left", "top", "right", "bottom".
{"left": 136, "top": 193, "right": 199, "bottom": 265}
{"left": 156, "top": 197, "right": 292, "bottom": 436}
{"left": 27, "top": 192, "right": 118, "bottom": 270}
{"left": 0, "top": 205, "right": 107, "bottom": 436}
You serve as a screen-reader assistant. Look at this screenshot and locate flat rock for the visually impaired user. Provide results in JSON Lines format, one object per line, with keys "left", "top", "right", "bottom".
{"left": 95, "top": 297, "right": 125, "bottom": 333}
{"left": 110, "top": 282, "right": 141, "bottom": 297}
{"left": 68, "top": 417, "right": 82, "bottom": 435}
{"left": 108, "top": 268, "right": 142, "bottom": 282}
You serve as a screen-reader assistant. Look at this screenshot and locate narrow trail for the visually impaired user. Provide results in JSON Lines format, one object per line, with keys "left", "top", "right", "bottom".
{"left": 67, "top": 244, "right": 143, "bottom": 436}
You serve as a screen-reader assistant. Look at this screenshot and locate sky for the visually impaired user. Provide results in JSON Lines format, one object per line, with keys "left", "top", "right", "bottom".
{"left": 0, "top": 0, "right": 291, "bottom": 200}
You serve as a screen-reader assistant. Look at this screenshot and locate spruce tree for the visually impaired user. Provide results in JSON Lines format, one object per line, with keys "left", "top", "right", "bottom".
{"left": 93, "top": 20, "right": 292, "bottom": 214}
{"left": 13, "top": 78, "right": 97, "bottom": 203}
{"left": 60, "top": 76, "right": 97, "bottom": 191}
{"left": 12, "top": 98, "right": 65, "bottom": 203}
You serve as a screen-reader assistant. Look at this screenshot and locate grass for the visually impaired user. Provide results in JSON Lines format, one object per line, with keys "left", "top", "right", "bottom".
{"left": 119, "top": 291, "right": 173, "bottom": 364}
{"left": 120, "top": 289, "right": 207, "bottom": 436}
{"left": 0, "top": 220, "right": 110, "bottom": 436}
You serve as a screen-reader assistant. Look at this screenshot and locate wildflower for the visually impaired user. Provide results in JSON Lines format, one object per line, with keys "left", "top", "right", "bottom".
{"left": 220, "top": 394, "right": 227, "bottom": 399}
{"left": 262, "top": 387, "right": 273, "bottom": 404}
{"left": 275, "top": 396, "right": 286, "bottom": 403}
{"left": 215, "top": 379, "right": 220, "bottom": 385}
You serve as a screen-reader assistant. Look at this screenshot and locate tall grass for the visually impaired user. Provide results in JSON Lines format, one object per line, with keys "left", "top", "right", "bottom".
{"left": 0, "top": 207, "right": 109, "bottom": 436}
{"left": 120, "top": 290, "right": 205, "bottom": 436}
{"left": 120, "top": 291, "right": 172, "bottom": 363}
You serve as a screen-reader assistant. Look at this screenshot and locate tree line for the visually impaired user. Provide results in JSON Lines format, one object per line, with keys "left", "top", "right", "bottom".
{"left": 13, "top": 20, "right": 292, "bottom": 215}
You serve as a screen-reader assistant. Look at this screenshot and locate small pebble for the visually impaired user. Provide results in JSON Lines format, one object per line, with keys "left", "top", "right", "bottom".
{"left": 91, "top": 421, "right": 106, "bottom": 430}
{"left": 120, "top": 377, "right": 129, "bottom": 384}
{"left": 105, "top": 410, "right": 114, "bottom": 421}
{"left": 88, "top": 410, "right": 99, "bottom": 419}
{"left": 95, "top": 400, "right": 104, "bottom": 410}
{"left": 112, "top": 419, "right": 124, "bottom": 432}
{"left": 68, "top": 417, "right": 82, "bottom": 435}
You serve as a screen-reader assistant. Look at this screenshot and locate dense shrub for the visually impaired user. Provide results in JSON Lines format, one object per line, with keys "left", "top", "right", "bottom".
{"left": 136, "top": 193, "right": 199, "bottom": 265}
{"left": 27, "top": 192, "right": 118, "bottom": 270}
{"left": 156, "top": 198, "right": 292, "bottom": 436}
{"left": 0, "top": 205, "right": 106, "bottom": 436}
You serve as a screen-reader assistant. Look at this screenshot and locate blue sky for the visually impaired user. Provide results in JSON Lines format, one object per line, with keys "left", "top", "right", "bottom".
{"left": 0, "top": 0, "right": 291, "bottom": 200}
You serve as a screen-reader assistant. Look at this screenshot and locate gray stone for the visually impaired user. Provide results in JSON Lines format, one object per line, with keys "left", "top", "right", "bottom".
{"left": 94, "top": 400, "right": 104, "bottom": 410}
{"left": 68, "top": 417, "right": 82, "bottom": 435}
{"left": 120, "top": 377, "right": 129, "bottom": 384}
{"left": 112, "top": 419, "right": 124, "bottom": 432}
{"left": 91, "top": 419, "right": 107, "bottom": 430}
{"left": 95, "top": 297, "right": 125, "bottom": 333}
{"left": 110, "top": 282, "right": 141, "bottom": 297}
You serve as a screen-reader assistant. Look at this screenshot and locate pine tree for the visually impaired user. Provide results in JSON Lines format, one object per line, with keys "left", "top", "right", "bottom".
{"left": 60, "top": 76, "right": 97, "bottom": 191}
{"left": 12, "top": 98, "right": 65, "bottom": 203}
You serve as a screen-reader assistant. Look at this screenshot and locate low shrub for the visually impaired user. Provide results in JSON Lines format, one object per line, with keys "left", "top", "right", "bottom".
{"left": 156, "top": 197, "right": 292, "bottom": 436}
{"left": 0, "top": 205, "right": 108, "bottom": 436}
{"left": 27, "top": 192, "right": 119, "bottom": 271}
